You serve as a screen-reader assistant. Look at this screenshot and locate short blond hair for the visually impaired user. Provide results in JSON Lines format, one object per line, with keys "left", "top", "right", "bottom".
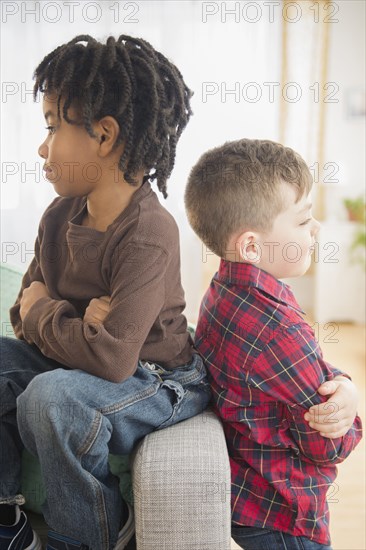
{"left": 184, "top": 139, "right": 313, "bottom": 258}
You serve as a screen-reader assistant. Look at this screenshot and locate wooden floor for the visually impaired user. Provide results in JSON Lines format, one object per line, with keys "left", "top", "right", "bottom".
{"left": 26, "top": 325, "right": 365, "bottom": 550}
{"left": 319, "top": 323, "right": 365, "bottom": 550}
{"left": 231, "top": 322, "right": 366, "bottom": 550}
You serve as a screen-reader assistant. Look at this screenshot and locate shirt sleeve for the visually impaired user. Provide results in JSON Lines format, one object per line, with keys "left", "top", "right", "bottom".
{"left": 10, "top": 226, "right": 46, "bottom": 339}
{"left": 21, "top": 241, "right": 169, "bottom": 382}
{"left": 247, "top": 324, "right": 362, "bottom": 465}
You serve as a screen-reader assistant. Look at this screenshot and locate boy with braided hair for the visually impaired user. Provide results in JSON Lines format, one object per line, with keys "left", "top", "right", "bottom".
{"left": 185, "top": 138, "right": 362, "bottom": 550}
{"left": 0, "top": 35, "right": 211, "bottom": 549}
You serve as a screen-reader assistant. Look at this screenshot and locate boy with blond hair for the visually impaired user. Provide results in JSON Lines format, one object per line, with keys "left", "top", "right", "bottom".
{"left": 185, "top": 139, "right": 362, "bottom": 550}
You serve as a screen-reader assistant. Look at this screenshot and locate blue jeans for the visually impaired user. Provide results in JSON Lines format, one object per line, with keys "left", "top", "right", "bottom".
{"left": 0, "top": 336, "right": 211, "bottom": 549}
{"left": 231, "top": 527, "right": 333, "bottom": 550}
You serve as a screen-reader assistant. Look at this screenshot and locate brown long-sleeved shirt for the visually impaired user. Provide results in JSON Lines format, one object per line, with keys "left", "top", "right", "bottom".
{"left": 10, "top": 182, "right": 193, "bottom": 382}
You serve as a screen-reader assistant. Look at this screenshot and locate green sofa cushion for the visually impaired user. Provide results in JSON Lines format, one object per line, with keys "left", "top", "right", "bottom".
{"left": 21, "top": 450, "right": 133, "bottom": 514}
{"left": 1, "top": 264, "right": 23, "bottom": 338}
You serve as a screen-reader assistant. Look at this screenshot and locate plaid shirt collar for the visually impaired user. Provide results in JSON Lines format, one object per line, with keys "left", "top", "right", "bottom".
{"left": 217, "top": 259, "right": 304, "bottom": 314}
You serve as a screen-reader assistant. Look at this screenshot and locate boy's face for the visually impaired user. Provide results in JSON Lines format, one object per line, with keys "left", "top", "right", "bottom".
{"left": 256, "top": 182, "right": 320, "bottom": 280}
{"left": 38, "top": 94, "right": 102, "bottom": 197}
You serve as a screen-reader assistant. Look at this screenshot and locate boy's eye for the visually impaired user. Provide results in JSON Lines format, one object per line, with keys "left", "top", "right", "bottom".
{"left": 45, "top": 125, "right": 56, "bottom": 135}
{"left": 300, "top": 218, "right": 311, "bottom": 226}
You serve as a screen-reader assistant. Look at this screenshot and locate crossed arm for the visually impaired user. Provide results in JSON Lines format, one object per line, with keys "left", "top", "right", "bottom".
{"left": 20, "top": 281, "right": 111, "bottom": 323}
{"left": 304, "top": 375, "right": 359, "bottom": 438}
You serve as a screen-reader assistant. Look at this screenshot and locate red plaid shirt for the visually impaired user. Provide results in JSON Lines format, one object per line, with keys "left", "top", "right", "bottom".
{"left": 195, "top": 260, "right": 362, "bottom": 545}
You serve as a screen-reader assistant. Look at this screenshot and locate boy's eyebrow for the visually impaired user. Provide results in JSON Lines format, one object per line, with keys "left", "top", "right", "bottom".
{"left": 297, "top": 202, "right": 312, "bottom": 214}
{"left": 44, "top": 110, "right": 55, "bottom": 121}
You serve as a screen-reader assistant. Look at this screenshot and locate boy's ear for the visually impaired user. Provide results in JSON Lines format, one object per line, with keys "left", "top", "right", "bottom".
{"left": 237, "top": 231, "right": 261, "bottom": 263}
{"left": 94, "top": 116, "right": 121, "bottom": 156}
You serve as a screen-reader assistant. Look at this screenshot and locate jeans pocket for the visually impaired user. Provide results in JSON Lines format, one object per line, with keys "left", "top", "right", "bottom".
{"left": 231, "top": 526, "right": 274, "bottom": 550}
{"left": 232, "top": 526, "right": 273, "bottom": 537}
{"left": 156, "top": 377, "right": 211, "bottom": 431}
{"left": 156, "top": 379, "right": 186, "bottom": 430}
{"left": 139, "top": 356, "right": 211, "bottom": 431}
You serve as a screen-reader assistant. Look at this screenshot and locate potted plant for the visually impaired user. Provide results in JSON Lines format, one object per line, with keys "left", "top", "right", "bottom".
{"left": 343, "top": 196, "right": 365, "bottom": 223}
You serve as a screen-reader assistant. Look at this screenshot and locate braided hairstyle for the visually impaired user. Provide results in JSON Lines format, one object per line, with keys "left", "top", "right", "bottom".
{"left": 33, "top": 35, "right": 193, "bottom": 198}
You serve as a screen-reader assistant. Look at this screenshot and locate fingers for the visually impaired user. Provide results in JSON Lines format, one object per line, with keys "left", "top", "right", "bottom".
{"left": 318, "top": 428, "right": 350, "bottom": 439}
{"left": 305, "top": 378, "right": 358, "bottom": 440}
{"left": 84, "top": 310, "right": 105, "bottom": 324}
{"left": 90, "top": 296, "right": 111, "bottom": 307}
{"left": 306, "top": 413, "right": 341, "bottom": 429}
{"left": 29, "top": 280, "right": 46, "bottom": 288}
{"left": 316, "top": 380, "right": 338, "bottom": 396}
{"left": 304, "top": 416, "right": 339, "bottom": 432}
{"left": 304, "top": 402, "right": 354, "bottom": 439}
{"left": 83, "top": 296, "right": 111, "bottom": 324}
{"left": 305, "top": 401, "right": 340, "bottom": 422}
{"left": 98, "top": 296, "right": 111, "bottom": 304}
{"left": 309, "top": 420, "right": 350, "bottom": 439}
{"left": 304, "top": 404, "right": 340, "bottom": 431}
{"left": 90, "top": 298, "right": 110, "bottom": 312}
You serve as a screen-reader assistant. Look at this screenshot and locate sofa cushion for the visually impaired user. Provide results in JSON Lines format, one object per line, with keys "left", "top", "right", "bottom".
{"left": 132, "top": 410, "right": 231, "bottom": 549}
{"left": 21, "top": 450, "right": 133, "bottom": 514}
{"left": 1, "top": 264, "right": 22, "bottom": 338}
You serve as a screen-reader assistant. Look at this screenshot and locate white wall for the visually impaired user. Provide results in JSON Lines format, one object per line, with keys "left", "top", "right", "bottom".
{"left": 324, "top": 0, "right": 365, "bottom": 215}
{"left": 1, "top": 0, "right": 365, "bottom": 322}
{"left": 287, "top": 0, "right": 366, "bottom": 322}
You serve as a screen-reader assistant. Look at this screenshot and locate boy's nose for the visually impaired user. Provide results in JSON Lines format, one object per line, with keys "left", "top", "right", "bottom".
{"left": 312, "top": 218, "right": 321, "bottom": 235}
{"left": 38, "top": 141, "right": 48, "bottom": 159}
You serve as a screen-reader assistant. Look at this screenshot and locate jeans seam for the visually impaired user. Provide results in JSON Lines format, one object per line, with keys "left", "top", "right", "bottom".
{"left": 157, "top": 381, "right": 185, "bottom": 429}
{"left": 77, "top": 412, "right": 110, "bottom": 549}
{"left": 171, "top": 371, "right": 204, "bottom": 385}
{"left": 144, "top": 355, "right": 207, "bottom": 386}
{"left": 77, "top": 411, "right": 103, "bottom": 457}
{"left": 280, "top": 530, "right": 290, "bottom": 550}
{"left": 86, "top": 472, "right": 110, "bottom": 550}
{"left": 99, "top": 383, "right": 158, "bottom": 415}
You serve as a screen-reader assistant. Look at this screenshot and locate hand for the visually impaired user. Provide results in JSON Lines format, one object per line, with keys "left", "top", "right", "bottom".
{"left": 84, "top": 296, "right": 111, "bottom": 325}
{"left": 20, "top": 281, "right": 50, "bottom": 320}
{"left": 304, "top": 376, "right": 358, "bottom": 438}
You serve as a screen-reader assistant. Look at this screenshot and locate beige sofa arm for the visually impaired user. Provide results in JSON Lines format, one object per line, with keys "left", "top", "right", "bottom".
{"left": 131, "top": 410, "right": 231, "bottom": 550}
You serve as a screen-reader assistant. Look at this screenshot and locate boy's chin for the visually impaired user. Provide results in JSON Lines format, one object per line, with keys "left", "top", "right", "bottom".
{"left": 52, "top": 185, "right": 84, "bottom": 199}
{"left": 282, "top": 264, "right": 312, "bottom": 280}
